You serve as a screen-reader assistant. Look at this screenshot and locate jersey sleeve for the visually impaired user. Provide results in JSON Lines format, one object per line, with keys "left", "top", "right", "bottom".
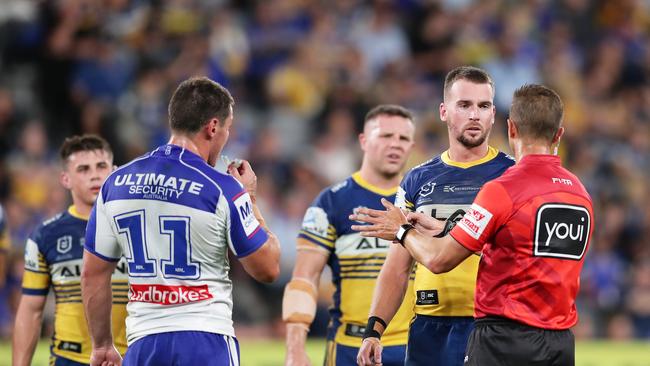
{"left": 223, "top": 183, "right": 268, "bottom": 258}
{"left": 22, "top": 230, "right": 50, "bottom": 296}
{"left": 395, "top": 173, "right": 415, "bottom": 212}
{"left": 297, "top": 190, "right": 336, "bottom": 253}
{"left": 84, "top": 189, "right": 123, "bottom": 261}
{"left": 450, "top": 181, "right": 512, "bottom": 252}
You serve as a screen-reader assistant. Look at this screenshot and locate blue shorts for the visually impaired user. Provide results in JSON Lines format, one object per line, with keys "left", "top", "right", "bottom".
{"left": 405, "top": 315, "right": 474, "bottom": 366}
{"left": 324, "top": 340, "right": 406, "bottom": 366}
{"left": 124, "top": 331, "right": 240, "bottom": 366}
{"left": 49, "top": 355, "right": 88, "bottom": 366}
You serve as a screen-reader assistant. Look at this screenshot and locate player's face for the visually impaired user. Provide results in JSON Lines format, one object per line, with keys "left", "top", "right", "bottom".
{"left": 441, "top": 79, "right": 495, "bottom": 149}
{"left": 361, "top": 115, "right": 415, "bottom": 178}
{"left": 61, "top": 149, "right": 113, "bottom": 207}
{"left": 209, "top": 106, "right": 234, "bottom": 166}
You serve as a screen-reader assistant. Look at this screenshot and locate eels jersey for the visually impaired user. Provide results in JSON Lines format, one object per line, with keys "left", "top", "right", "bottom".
{"left": 395, "top": 147, "right": 514, "bottom": 316}
{"left": 21, "top": 206, "right": 128, "bottom": 363}
{"left": 298, "top": 172, "right": 415, "bottom": 347}
{"left": 85, "top": 145, "right": 268, "bottom": 344}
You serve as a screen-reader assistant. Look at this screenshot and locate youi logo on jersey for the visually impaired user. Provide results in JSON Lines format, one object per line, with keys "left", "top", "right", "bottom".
{"left": 534, "top": 203, "right": 591, "bottom": 260}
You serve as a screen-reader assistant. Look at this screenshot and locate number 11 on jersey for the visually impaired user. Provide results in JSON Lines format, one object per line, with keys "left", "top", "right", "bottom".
{"left": 115, "top": 210, "right": 200, "bottom": 279}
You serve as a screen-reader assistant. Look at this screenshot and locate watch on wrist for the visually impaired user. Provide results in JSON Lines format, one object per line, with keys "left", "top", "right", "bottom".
{"left": 395, "top": 223, "right": 414, "bottom": 246}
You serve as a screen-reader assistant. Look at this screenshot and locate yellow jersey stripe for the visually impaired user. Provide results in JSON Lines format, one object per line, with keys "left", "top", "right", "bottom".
{"left": 440, "top": 146, "right": 499, "bottom": 168}
{"left": 351, "top": 172, "right": 398, "bottom": 196}
{"left": 298, "top": 231, "right": 335, "bottom": 248}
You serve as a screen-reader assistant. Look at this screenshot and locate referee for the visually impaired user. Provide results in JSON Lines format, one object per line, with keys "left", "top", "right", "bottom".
{"left": 351, "top": 84, "right": 593, "bottom": 366}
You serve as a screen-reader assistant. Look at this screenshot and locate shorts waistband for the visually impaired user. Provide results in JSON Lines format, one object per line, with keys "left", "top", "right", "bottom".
{"left": 414, "top": 314, "right": 474, "bottom": 323}
{"left": 474, "top": 316, "right": 570, "bottom": 332}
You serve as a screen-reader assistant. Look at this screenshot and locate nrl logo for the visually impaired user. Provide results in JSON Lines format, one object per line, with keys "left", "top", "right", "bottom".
{"left": 56, "top": 235, "right": 73, "bottom": 254}
{"left": 419, "top": 182, "right": 436, "bottom": 197}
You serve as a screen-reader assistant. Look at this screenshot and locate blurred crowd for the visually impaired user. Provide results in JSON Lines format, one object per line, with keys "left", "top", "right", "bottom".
{"left": 0, "top": 0, "right": 648, "bottom": 341}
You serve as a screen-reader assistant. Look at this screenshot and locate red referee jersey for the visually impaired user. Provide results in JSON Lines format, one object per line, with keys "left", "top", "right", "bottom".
{"left": 450, "top": 154, "right": 593, "bottom": 330}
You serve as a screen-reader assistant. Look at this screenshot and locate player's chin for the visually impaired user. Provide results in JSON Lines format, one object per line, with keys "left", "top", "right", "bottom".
{"left": 380, "top": 164, "right": 404, "bottom": 177}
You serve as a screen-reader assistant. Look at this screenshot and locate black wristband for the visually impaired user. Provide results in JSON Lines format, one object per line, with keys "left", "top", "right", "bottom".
{"left": 363, "top": 316, "right": 387, "bottom": 340}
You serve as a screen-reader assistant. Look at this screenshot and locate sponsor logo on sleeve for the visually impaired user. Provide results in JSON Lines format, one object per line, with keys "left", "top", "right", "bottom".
{"left": 301, "top": 207, "right": 330, "bottom": 237}
{"left": 457, "top": 203, "right": 493, "bottom": 240}
{"left": 129, "top": 284, "right": 213, "bottom": 305}
{"left": 234, "top": 193, "right": 260, "bottom": 237}
{"left": 534, "top": 203, "right": 590, "bottom": 260}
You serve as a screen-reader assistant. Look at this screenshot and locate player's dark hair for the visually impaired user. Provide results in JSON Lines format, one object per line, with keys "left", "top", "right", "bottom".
{"left": 168, "top": 76, "right": 234, "bottom": 134}
{"left": 443, "top": 66, "right": 494, "bottom": 99}
{"left": 364, "top": 104, "right": 414, "bottom": 125}
{"left": 509, "top": 84, "right": 564, "bottom": 143}
{"left": 59, "top": 134, "right": 113, "bottom": 166}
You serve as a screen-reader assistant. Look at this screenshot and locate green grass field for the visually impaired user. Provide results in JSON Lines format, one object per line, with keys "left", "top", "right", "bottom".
{"left": 1, "top": 339, "right": 648, "bottom": 365}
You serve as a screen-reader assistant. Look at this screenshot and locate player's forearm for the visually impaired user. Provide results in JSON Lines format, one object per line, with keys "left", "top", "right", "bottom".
{"left": 12, "top": 303, "right": 43, "bottom": 366}
{"left": 285, "top": 323, "right": 309, "bottom": 351}
{"left": 253, "top": 202, "right": 281, "bottom": 265}
{"left": 403, "top": 231, "right": 452, "bottom": 274}
{"left": 368, "top": 259, "right": 410, "bottom": 331}
{"left": 81, "top": 272, "right": 114, "bottom": 348}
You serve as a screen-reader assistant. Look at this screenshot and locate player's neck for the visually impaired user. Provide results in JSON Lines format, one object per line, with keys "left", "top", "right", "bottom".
{"left": 168, "top": 135, "right": 207, "bottom": 161}
{"left": 446, "top": 142, "right": 489, "bottom": 163}
{"left": 70, "top": 202, "right": 92, "bottom": 219}
{"left": 357, "top": 166, "right": 401, "bottom": 190}
{"left": 513, "top": 140, "right": 553, "bottom": 161}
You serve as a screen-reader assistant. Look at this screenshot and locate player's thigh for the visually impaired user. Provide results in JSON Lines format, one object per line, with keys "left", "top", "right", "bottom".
{"left": 124, "top": 331, "right": 239, "bottom": 366}
{"left": 405, "top": 315, "right": 473, "bottom": 366}
{"left": 464, "top": 320, "right": 574, "bottom": 366}
{"left": 49, "top": 355, "right": 88, "bottom": 366}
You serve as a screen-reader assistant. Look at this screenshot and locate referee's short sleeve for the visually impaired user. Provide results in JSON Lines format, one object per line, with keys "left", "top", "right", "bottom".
{"left": 451, "top": 181, "right": 512, "bottom": 252}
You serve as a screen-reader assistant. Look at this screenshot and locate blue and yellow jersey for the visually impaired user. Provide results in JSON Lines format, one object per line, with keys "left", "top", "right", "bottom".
{"left": 0, "top": 204, "right": 9, "bottom": 252}
{"left": 298, "top": 172, "right": 415, "bottom": 347}
{"left": 21, "top": 206, "right": 128, "bottom": 363}
{"left": 396, "top": 147, "right": 514, "bottom": 317}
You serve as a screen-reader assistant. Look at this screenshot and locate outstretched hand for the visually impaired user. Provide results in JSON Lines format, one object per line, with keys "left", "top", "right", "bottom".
{"left": 350, "top": 198, "right": 408, "bottom": 241}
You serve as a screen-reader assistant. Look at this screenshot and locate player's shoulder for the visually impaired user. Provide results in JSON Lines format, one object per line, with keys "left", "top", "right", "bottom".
{"left": 31, "top": 210, "right": 77, "bottom": 243}
{"left": 314, "top": 176, "right": 355, "bottom": 205}
{"left": 493, "top": 150, "right": 516, "bottom": 168}
{"left": 403, "top": 156, "right": 442, "bottom": 185}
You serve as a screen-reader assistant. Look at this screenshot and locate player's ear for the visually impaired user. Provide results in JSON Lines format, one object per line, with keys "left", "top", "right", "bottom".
{"left": 507, "top": 118, "right": 518, "bottom": 139}
{"left": 60, "top": 171, "right": 71, "bottom": 190}
{"left": 205, "top": 118, "right": 219, "bottom": 138}
{"left": 358, "top": 132, "right": 367, "bottom": 151}
{"left": 551, "top": 126, "right": 564, "bottom": 145}
{"left": 439, "top": 102, "right": 447, "bottom": 122}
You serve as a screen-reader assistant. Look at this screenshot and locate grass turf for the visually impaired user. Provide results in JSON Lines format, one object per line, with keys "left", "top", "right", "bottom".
{"left": 1, "top": 339, "right": 648, "bottom": 365}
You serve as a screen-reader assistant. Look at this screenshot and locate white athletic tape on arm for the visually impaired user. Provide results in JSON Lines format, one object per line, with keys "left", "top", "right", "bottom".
{"left": 282, "top": 278, "right": 318, "bottom": 328}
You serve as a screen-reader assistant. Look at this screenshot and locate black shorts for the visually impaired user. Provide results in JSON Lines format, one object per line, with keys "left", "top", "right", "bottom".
{"left": 464, "top": 316, "right": 575, "bottom": 366}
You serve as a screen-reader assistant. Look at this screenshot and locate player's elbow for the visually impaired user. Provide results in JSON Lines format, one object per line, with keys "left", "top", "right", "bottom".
{"left": 254, "top": 263, "right": 280, "bottom": 283}
{"left": 424, "top": 255, "right": 454, "bottom": 274}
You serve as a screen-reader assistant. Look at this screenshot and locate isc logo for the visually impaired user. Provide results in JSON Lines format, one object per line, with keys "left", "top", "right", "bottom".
{"left": 534, "top": 204, "right": 590, "bottom": 260}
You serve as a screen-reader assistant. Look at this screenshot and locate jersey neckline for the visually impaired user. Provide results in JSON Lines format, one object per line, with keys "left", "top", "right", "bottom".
{"left": 441, "top": 146, "right": 499, "bottom": 169}
{"left": 351, "top": 172, "right": 398, "bottom": 196}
